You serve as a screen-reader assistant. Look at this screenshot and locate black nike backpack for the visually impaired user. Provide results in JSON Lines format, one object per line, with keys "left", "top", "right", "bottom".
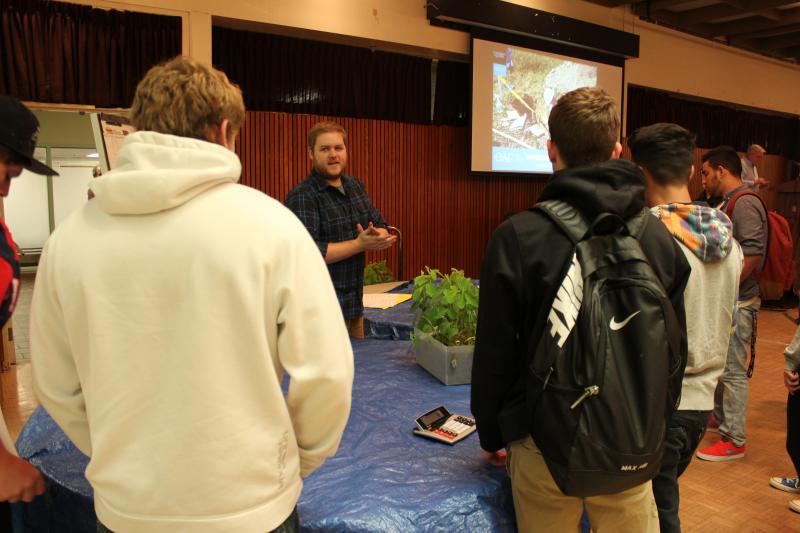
{"left": 527, "top": 199, "right": 683, "bottom": 497}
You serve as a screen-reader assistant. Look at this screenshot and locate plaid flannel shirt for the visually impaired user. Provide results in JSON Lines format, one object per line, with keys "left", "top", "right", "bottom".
{"left": 285, "top": 171, "right": 387, "bottom": 320}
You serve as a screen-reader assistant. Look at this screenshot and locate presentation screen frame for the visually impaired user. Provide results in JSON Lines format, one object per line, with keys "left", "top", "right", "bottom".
{"left": 469, "top": 28, "right": 626, "bottom": 177}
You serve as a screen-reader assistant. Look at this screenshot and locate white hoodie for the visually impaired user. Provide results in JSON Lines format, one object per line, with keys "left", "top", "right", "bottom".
{"left": 30, "top": 131, "right": 354, "bottom": 532}
{"left": 650, "top": 203, "right": 742, "bottom": 411}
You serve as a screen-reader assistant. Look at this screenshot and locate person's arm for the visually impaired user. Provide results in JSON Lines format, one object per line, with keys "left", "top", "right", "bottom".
{"left": 30, "top": 237, "right": 92, "bottom": 456}
{"left": 0, "top": 445, "right": 44, "bottom": 502}
{"left": 666, "top": 249, "right": 690, "bottom": 408}
{"left": 286, "top": 187, "right": 394, "bottom": 265}
{"left": 740, "top": 255, "right": 762, "bottom": 283}
{"left": 731, "top": 198, "right": 767, "bottom": 283}
{"left": 276, "top": 216, "right": 354, "bottom": 477}
{"left": 324, "top": 223, "right": 396, "bottom": 264}
{"left": 327, "top": 179, "right": 395, "bottom": 259}
{"left": 471, "top": 221, "right": 525, "bottom": 454}
{"left": 648, "top": 225, "right": 691, "bottom": 406}
{"left": 784, "top": 325, "right": 800, "bottom": 393}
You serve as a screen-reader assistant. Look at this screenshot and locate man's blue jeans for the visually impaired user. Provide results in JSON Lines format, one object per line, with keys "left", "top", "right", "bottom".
{"left": 713, "top": 301, "right": 759, "bottom": 447}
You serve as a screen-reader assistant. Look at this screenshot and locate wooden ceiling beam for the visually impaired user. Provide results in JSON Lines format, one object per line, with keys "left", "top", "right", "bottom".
{"left": 645, "top": 0, "right": 705, "bottom": 11}
{"left": 700, "top": 7, "right": 800, "bottom": 37}
{"left": 582, "top": 0, "right": 638, "bottom": 6}
{"left": 680, "top": 0, "right": 795, "bottom": 27}
{"left": 757, "top": 31, "right": 800, "bottom": 50}
{"left": 774, "top": 44, "right": 800, "bottom": 61}
{"left": 732, "top": 22, "right": 800, "bottom": 41}
{"left": 632, "top": 4, "right": 719, "bottom": 38}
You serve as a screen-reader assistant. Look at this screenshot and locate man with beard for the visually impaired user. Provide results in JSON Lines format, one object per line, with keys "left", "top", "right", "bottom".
{"left": 696, "top": 145, "right": 767, "bottom": 462}
{"left": 286, "top": 122, "right": 396, "bottom": 338}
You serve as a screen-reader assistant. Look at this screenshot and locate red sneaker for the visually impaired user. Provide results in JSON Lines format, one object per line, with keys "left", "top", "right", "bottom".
{"left": 697, "top": 438, "right": 745, "bottom": 461}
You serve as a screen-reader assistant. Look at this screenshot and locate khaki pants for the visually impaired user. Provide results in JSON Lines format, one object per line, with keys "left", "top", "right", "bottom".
{"left": 345, "top": 316, "right": 364, "bottom": 339}
{"left": 507, "top": 436, "right": 659, "bottom": 533}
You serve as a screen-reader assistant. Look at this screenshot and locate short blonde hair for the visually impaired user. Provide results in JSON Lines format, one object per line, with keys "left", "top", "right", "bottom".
{"left": 131, "top": 56, "right": 245, "bottom": 143}
{"left": 307, "top": 122, "right": 347, "bottom": 150}
{"left": 747, "top": 144, "right": 766, "bottom": 155}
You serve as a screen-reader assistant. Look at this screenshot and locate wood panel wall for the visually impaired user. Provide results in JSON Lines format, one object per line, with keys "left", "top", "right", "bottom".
{"left": 237, "top": 111, "right": 789, "bottom": 280}
{"left": 236, "top": 111, "right": 545, "bottom": 280}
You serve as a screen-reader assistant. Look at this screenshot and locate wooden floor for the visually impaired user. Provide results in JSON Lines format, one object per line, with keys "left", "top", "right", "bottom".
{"left": 2, "top": 283, "right": 800, "bottom": 531}
{"left": 680, "top": 307, "right": 799, "bottom": 532}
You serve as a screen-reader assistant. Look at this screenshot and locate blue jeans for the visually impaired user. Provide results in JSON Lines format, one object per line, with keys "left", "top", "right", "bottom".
{"left": 652, "top": 410, "right": 710, "bottom": 533}
{"left": 713, "top": 301, "right": 758, "bottom": 447}
{"left": 97, "top": 507, "right": 300, "bottom": 533}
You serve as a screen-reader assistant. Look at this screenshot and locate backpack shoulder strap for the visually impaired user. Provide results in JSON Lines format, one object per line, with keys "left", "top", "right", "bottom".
{"left": 532, "top": 199, "right": 588, "bottom": 244}
{"left": 536, "top": 200, "right": 651, "bottom": 244}
{"left": 623, "top": 208, "right": 650, "bottom": 241}
{"left": 725, "top": 190, "right": 765, "bottom": 218}
{"left": 724, "top": 190, "right": 770, "bottom": 260}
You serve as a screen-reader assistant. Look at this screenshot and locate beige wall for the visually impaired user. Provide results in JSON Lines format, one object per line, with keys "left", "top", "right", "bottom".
{"left": 66, "top": 0, "right": 800, "bottom": 116}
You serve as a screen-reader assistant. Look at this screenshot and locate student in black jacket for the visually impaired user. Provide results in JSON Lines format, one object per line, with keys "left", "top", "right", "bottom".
{"left": 471, "top": 87, "right": 691, "bottom": 532}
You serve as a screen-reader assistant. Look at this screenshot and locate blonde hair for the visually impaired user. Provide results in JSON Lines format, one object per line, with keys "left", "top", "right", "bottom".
{"left": 130, "top": 56, "right": 245, "bottom": 143}
{"left": 747, "top": 144, "right": 766, "bottom": 155}
{"left": 307, "top": 122, "right": 347, "bottom": 150}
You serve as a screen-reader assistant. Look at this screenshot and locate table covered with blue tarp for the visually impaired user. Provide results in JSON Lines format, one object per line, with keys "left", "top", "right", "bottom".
{"left": 14, "top": 339, "right": 515, "bottom": 532}
{"left": 363, "top": 281, "right": 415, "bottom": 340}
{"left": 363, "top": 279, "right": 480, "bottom": 341}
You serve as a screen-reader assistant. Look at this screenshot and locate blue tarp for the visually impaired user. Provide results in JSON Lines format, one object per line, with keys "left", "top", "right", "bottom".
{"left": 14, "top": 339, "right": 515, "bottom": 532}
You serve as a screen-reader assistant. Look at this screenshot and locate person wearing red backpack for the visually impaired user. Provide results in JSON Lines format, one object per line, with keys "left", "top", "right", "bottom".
{"left": 696, "top": 145, "right": 767, "bottom": 462}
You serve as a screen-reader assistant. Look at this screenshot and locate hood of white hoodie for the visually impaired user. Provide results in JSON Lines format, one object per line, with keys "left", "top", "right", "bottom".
{"left": 89, "top": 131, "right": 242, "bottom": 215}
{"left": 650, "top": 203, "right": 733, "bottom": 263}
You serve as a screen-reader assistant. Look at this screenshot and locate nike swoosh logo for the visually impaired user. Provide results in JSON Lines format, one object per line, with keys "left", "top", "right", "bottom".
{"left": 609, "top": 311, "right": 641, "bottom": 331}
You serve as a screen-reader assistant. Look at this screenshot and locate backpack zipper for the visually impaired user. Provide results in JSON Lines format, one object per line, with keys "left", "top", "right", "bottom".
{"left": 570, "top": 385, "right": 599, "bottom": 409}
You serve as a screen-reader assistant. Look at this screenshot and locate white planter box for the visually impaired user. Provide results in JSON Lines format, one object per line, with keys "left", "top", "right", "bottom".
{"left": 413, "top": 329, "right": 474, "bottom": 385}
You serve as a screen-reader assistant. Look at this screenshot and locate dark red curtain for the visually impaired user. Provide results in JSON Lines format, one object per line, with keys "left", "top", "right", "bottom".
{"left": 0, "top": 0, "right": 181, "bottom": 107}
{"left": 212, "top": 26, "right": 432, "bottom": 124}
{"left": 627, "top": 85, "right": 800, "bottom": 159}
{"left": 433, "top": 60, "right": 469, "bottom": 126}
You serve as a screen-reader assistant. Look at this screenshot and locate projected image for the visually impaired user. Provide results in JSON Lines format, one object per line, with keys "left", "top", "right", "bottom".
{"left": 491, "top": 48, "right": 597, "bottom": 172}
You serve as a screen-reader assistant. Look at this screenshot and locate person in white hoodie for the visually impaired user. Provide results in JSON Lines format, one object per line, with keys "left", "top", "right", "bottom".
{"left": 629, "top": 123, "right": 742, "bottom": 533}
{"left": 30, "top": 57, "right": 354, "bottom": 533}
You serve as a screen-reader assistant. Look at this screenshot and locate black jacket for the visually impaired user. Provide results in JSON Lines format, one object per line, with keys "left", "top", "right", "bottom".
{"left": 470, "top": 159, "right": 691, "bottom": 452}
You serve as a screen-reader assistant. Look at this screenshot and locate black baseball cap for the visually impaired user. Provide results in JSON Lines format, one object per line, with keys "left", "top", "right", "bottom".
{"left": 0, "top": 95, "right": 58, "bottom": 176}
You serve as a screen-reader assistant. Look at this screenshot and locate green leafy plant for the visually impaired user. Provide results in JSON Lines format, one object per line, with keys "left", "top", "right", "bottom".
{"left": 364, "top": 260, "right": 395, "bottom": 285}
{"left": 411, "top": 267, "right": 479, "bottom": 347}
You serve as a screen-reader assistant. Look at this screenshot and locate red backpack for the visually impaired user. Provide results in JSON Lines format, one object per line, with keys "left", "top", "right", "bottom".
{"left": 725, "top": 191, "right": 795, "bottom": 299}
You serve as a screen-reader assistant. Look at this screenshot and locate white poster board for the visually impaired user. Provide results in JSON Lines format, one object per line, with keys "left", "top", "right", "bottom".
{"left": 90, "top": 113, "right": 135, "bottom": 172}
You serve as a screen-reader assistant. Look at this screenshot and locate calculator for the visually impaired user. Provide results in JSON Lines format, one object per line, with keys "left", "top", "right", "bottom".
{"left": 413, "top": 405, "right": 477, "bottom": 444}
